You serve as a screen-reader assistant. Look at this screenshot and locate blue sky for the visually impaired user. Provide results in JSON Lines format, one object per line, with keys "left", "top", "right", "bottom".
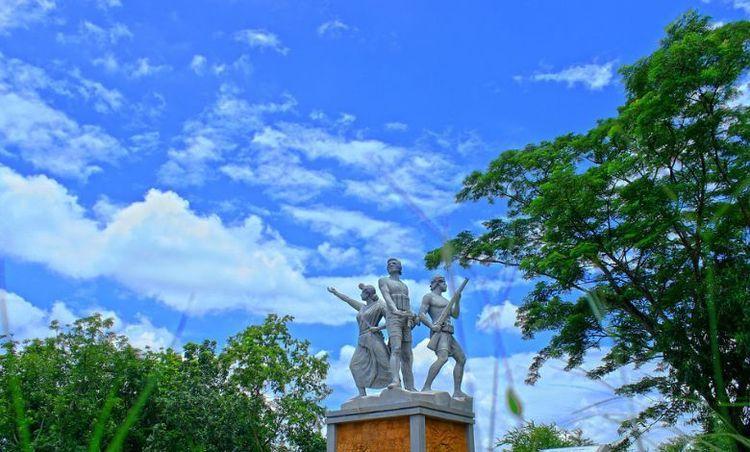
{"left": 1, "top": 0, "right": 748, "bottom": 449}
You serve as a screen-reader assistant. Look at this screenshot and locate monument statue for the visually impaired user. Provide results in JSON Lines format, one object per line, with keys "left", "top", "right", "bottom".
{"left": 378, "top": 257, "right": 418, "bottom": 391}
{"left": 419, "top": 275, "right": 469, "bottom": 399}
{"left": 324, "top": 268, "right": 476, "bottom": 451}
{"left": 327, "top": 284, "right": 392, "bottom": 397}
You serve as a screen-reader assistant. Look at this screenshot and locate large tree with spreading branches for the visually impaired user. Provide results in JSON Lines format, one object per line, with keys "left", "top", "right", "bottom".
{"left": 427, "top": 12, "right": 750, "bottom": 450}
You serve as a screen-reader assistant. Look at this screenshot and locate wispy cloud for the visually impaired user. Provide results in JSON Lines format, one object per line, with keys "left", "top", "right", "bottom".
{"left": 220, "top": 159, "right": 336, "bottom": 202}
{"left": 521, "top": 61, "right": 616, "bottom": 90}
{"left": 282, "top": 204, "right": 423, "bottom": 265}
{"left": 129, "top": 57, "right": 171, "bottom": 78}
{"left": 727, "top": 0, "right": 750, "bottom": 14}
{"left": 95, "top": 0, "right": 121, "bottom": 9}
{"left": 252, "top": 123, "right": 462, "bottom": 215}
{"left": 0, "top": 53, "right": 126, "bottom": 179}
{"left": 93, "top": 53, "right": 119, "bottom": 72}
{"left": 56, "top": 20, "right": 132, "bottom": 46}
{"left": 190, "top": 54, "right": 207, "bottom": 75}
{"left": 384, "top": 121, "right": 408, "bottom": 132}
{"left": 317, "top": 19, "right": 352, "bottom": 38}
{"left": 235, "top": 28, "right": 289, "bottom": 55}
{"left": 0, "top": 0, "right": 56, "bottom": 34}
{"left": 158, "top": 87, "right": 297, "bottom": 187}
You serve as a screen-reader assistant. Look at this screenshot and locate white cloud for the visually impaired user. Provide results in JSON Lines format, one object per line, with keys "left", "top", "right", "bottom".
{"left": 476, "top": 300, "right": 519, "bottom": 333}
{"left": 0, "top": 0, "right": 56, "bottom": 33}
{"left": 252, "top": 123, "right": 461, "bottom": 215}
{"left": 220, "top": 158, "right": 335, "bottom": 202}
{"left": 327, "top": 340, "right": 688, "bottom": 449}
{"left": 0, "top": 289, "right": 50, "bottom": 339}
{"left": 337, "top": 112, "right": 356, "bottom": 125}
{"left": 0, "top": 92, "right": 125, "bottom": 179}
{"left": 342, "top": 157, "right": 460, "bottom": 216}
{"left": 0, "top": 289, "right": 175, "bottom": 349}
{"left": 76, "top": 77, "right": 124, "bottom": 113}
{"left": 282, "top": 204, "right": 423, "bottom": 265}
{"left": 120, "top": 314, "right": 176, "bottom": 350}
{"left": 528, "top": 61, "right": 616, "bottom": 90}
{"left": 384, "top": 121, "right": 408, "bottom": 132}
{"left": 210, "top": 54, "right": 253, "bottom": 77}
{"left": 317, "top": 19, "right": 351, "bottom": 38}
{"left": 57, "top": 20, "right": 132, "bottom": 46}
{"left": 309, "top": 110, "right": 327, "bottom": 121}
{"left": 316, "top": 242, "right": 358, "bottom": 267}
{"left": 92, "top": 194, "right": 122, "bottom": 223}
{"left": 1, "top": 52, "right": 124, "bottom": 113}
{"left": 0, "top": 165, "right": 356, "bottom": 324}
{"left": 733, "top": 0, "right": 750, "bottom": 13}
{"left": 0, "top": 53, "right": 127, "bottom": 178}
{"left": 0, "top": 51, "right": 65, "bottom": 94}
{"left": 159, "top": 134, "right": 222, "bottom": 186}
{"left": 95, "top": 0, "right": 121, "bottom": 9}
{"left": 129, "top": 57, "right": 171, "bottom": 78}
{"left": 190, "top": 54, "right": 207, "bottom": 75}
{"left": 252, "top": 123, "right": 403, "bottom": 166}
{"left": 93, "top": 53, "right": 119, "bottom": 72}
{"left": 731, "top": 75, "right": 750, "bottom": 107}
{"left": 158, "top": 89, "right": 297, "bottom": 187}
{"left": 49, "top": 300, "right": 77, "bottom": 325}
{"left": 129, "top": 131, "right": 160, "bottom": 154}
{"left": 235, "top": 29, "right": 289, "bottom": 55}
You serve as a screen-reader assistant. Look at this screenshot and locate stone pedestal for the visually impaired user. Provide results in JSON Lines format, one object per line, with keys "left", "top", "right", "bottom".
{"left": 325, "top": 388, "right": 475, "bottom": 452}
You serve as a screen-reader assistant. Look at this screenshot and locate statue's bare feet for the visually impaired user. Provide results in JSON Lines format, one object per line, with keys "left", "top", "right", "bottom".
{"left": 387, "top": 380, "right": 401, "bottom": 390}
{"left": 405, "top": 385, "right": 417, "bottom": 392}
{"left": 453, "top": 390, "right": 469, "bottom": 399}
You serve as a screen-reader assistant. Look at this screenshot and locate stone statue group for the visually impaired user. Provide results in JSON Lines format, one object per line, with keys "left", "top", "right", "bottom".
{"left": 327, "top": 258, "right": 470, "bottom": 400}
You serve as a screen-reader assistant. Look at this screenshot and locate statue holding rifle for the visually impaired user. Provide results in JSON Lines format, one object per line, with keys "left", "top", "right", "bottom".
{"left": 419, "top": 275, "right": 469, "bottom": 399}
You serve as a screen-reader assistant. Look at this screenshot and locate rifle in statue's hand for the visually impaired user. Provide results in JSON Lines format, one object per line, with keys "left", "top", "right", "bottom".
{"left": 427, "top": 278, "right": 469, "bottom": 350}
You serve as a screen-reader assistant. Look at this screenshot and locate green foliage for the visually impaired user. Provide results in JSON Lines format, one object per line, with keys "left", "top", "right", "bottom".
{"left": 428, "top": 11, "right": 750, "bottom": 450}
{"left": 496, "top": 421, "right": 593, "bottom": 451}
{"left": 0, "top": 314, "right": 329, "bottom": 451}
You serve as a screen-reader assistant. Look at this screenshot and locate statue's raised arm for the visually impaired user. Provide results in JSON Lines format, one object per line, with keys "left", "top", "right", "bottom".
{"left": 326, "top": 283, "right": 391, "bottom": 398}
{"left": 327, "top": 286, "right": 365, "bottom": 311}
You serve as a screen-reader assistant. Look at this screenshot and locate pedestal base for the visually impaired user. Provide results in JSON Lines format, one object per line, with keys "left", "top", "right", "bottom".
{"left": 326, "top": 388, "right": 475, "bottom": 452}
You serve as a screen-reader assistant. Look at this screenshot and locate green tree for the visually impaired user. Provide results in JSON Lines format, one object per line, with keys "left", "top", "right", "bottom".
{"left": 0, "top": 314, "right": 328, "bottom": 451}
{"left": 496, "top": 421, "right": 593, "bottom": 451}
{"left": 658, "top": 433, "right": 735, "bottom": 452}
{"left": 427, "top": 12, "right": 750, "bottom": 450}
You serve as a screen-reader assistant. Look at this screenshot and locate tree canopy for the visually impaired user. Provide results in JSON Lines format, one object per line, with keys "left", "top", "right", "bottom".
{"left": 0, "top": 314, "right": 329, "bottom": 451}
{"left": 427, "top": 12, "right": 750, "bottom": 450}
{"left": 496, "top": 421, "right": 593, "bottom": 452}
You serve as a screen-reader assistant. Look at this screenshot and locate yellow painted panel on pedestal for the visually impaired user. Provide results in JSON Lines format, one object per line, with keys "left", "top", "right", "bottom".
{"left": 336, "top": 416, "right": 410, "bottom": 452}
{"left": 426, "top": 417, "right": 468, "bottom": 452}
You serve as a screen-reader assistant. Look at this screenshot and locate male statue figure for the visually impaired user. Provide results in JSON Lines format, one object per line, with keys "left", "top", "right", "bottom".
{"left": 419, "top": 275, "right": 468, "bottom": 399}
{"left": 378, "top": 258, "right": 417, "bottom": 391}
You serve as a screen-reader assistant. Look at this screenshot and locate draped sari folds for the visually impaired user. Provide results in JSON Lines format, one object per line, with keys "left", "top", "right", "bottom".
{"left": 350, "top": 301, "right": 392, "bottom": 389}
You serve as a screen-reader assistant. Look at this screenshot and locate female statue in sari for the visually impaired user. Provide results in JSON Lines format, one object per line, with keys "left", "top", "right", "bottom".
{"left": 327, "top": 284, "right": 392, "bottom": 397}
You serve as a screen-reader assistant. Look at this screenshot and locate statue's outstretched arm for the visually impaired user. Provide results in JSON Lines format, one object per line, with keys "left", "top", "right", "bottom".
{"left": 327, "top": 287, "right": 364, "bottom": 311}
